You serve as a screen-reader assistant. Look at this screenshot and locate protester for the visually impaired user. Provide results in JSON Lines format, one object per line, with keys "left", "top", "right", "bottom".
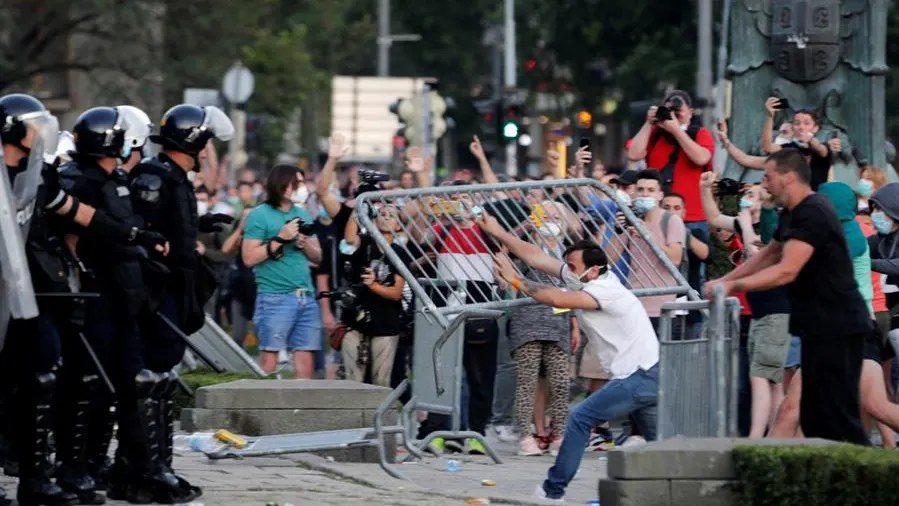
{"left": 707, "top": 149, "right": 871, "bottom": 444}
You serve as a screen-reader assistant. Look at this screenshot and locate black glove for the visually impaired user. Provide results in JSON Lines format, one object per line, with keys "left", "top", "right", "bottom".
{"left": 134, "top": 230, "right": 167, "bottom": 251}
{"left": 41, "top": 163, "right": 67, "bottom": 212}
{"left": 198, "top": 213, "right": 234, "bottom": 233}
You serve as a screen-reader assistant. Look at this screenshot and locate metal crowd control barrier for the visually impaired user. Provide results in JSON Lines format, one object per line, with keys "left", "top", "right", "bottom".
{"left": 657, "top": 285, "right": 741, "bottom": 439}
{"left": 179, "top": 315, "right": 266, "bottom": 377}
{"left": 207, "top": 178, "right": 697, "bottom": 480}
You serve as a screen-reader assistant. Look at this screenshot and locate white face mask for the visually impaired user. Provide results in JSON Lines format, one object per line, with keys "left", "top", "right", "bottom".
{"left": 196, "top": 201, "right": 209, "bottom": 216}
{"left": 538, "top": 222, "right": 563, "bottom": 238}
{"left": 774, "top": 135, "right": 792, "bottom": 146}
{"left": 291, "top": 186, "right": 309, "bottom": 205}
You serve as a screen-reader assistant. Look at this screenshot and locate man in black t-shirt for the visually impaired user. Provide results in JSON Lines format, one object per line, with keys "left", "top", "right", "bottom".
{"left": 705, "top": 149, "right": 871, "bottom": 445}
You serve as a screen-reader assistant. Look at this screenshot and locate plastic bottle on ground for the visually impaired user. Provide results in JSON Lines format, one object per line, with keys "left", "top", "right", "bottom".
{"left": 171, "top": 432, "right": 217, "bottom": 453}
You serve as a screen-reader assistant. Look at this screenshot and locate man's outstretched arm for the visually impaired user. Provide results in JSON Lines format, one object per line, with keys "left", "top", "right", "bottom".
{"left": 728, "top": 239, "right": 812, "bottom": 294}
{"left": 477, "top": 214, "right": 563, "bottom": 277}
{"left": 495, "top": 255, "right": 599, "bottom": 310}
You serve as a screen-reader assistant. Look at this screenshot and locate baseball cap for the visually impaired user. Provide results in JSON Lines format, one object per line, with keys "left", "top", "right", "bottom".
{"left": 664, "top": 90, "right": 693, "bottom": 108}
{"left": 611, "top": 170, "right": 639, "bottom": 186}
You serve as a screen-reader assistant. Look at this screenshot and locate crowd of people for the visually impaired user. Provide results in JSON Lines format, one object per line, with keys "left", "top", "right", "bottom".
{"left": 3, "top": 86, "right": 899, "bottom": 505}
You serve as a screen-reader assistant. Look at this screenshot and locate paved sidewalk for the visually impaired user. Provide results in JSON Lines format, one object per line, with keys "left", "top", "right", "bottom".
{"left": 0, "top": 432, "right": 608, "bottom": 505}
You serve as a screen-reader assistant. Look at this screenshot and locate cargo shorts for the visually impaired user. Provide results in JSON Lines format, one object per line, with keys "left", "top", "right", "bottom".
{"left": 747, "top": 313, "right": 791, "bottom": 383}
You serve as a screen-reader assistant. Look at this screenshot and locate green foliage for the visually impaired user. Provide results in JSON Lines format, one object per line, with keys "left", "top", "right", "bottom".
{"left": 706, "top": 195, "right": 739, "bottom": 280}
{"left": 732, "top": 444, "right": 899, "bottom": 506}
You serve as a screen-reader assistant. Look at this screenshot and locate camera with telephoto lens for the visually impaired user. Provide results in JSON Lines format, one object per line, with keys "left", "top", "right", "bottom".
{"left": 357, "top": 169, "right": 391, "bottom": 196}
{"left": 716, "top": 178, "right": 742, "bottom": 197}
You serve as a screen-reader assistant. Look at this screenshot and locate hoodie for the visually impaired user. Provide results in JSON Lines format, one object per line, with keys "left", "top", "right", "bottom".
{"left": 818, "top": 182, "right": 872, "bottom": 312}
{"left": 867, "top": 182, "right": 899, "bottom": 282}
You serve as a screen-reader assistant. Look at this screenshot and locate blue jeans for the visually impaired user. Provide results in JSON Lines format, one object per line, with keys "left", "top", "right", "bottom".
{"left": 543, "top": 365, "right": 660, "bottom": 499}
{"left": 254, "top": 291, "right": 322, "bottom": 352}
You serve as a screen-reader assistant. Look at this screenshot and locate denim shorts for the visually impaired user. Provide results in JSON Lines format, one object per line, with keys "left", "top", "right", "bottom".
{"left": 254, "top": 291, "right": 322, "bottom": 352}
{"left": 784, "top": 335, "right": 801, "bottom": 369}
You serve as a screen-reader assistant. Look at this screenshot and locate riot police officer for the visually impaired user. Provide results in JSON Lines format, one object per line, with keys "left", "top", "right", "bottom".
{"left": 129, "top": 104, "right": 234, "bottom": 502}
{"left": 59, "top": 106, "right": 193, "bottom": 505}
{"left": 77, "top": 104, "right": 151, "bottom": 492}
{"left": 0, "top": 95, "right": 166, "bottom": 506}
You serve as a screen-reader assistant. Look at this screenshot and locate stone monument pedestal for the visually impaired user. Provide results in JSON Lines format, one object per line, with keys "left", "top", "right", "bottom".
{"left": 181, "top": 379, "right": 398, "bottom": 463}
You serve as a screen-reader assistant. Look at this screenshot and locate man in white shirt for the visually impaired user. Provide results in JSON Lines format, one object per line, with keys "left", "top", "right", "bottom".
{"left": 478, "top": 215, "right": 661, "bottom": 503}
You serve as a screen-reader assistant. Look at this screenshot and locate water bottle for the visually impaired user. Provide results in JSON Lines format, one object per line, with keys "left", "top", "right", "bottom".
{"left": 446, "top": 459, "right": 460, "bottom": 472}
{"left": 172, "top": 433, "right": 217, "bottom": 453}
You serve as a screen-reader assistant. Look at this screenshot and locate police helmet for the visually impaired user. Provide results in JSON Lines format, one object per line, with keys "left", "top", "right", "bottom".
{"left": 0, "top": 93, "right": 53, "bottom": 148}
{"left": 149, "top": 104, "right": 234, "bottom": 155}
{"left": 71, "top": 107, "right": 130, "bottom": 160}
{"left": 116, "top": 105, "right": 152, "bottom": 150}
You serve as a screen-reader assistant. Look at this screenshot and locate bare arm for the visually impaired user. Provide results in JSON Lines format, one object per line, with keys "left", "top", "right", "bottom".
{"left": 479, "top": 215, "right": 563, "bottom": 277}
{"left": 700, "top": 176, "right": 740, "bottom": 231}
{"left": 670, "top": 128, "right": 712, "bottom": 167}
{"left": 761, "top": 98, "right": 780, "bottom": 154}
{"left": 723, "top": 140, "right": 767, "bottom": 170}
{"left": 369, "top": 274, "right": 405, "bottom": 302}
{"left": 317, "top": 133, "right": 348, "bottom": 218}
{"left": 730, "top": 239, "right": 812, "bottom": 293}
{"left": 627, "top": 121, "right": 655, "bottom": 161}
{"left": 344, "top": 211, "right": 360, "bottom": 247}
{"left": 469, "top": 136, "right": 499, "bottom": 184}
{"left": 689, "top": 234, "right": 710, "bottom": 261}
{"left": 242, "top": 238, "right": 284, "bottom": 267}
{"left": 221, "top": 222, "right": 245, "bottom": 255}
{"left": 301, "top": 236, "right": 322, "bottom": 265}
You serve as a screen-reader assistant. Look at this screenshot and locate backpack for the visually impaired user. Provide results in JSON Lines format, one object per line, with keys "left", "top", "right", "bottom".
{"left": 660, "top": 211, "right": 690, "bottom": 281}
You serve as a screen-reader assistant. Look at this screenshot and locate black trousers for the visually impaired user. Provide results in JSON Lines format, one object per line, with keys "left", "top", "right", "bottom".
{"left": 421, "top": 320, "right": 499, "bottom": 437}
{"left": 799, "top": 332, "right": 869, "bottom": 445}
{"left": 139, "top": 295, "right": 187, "bottom": 373}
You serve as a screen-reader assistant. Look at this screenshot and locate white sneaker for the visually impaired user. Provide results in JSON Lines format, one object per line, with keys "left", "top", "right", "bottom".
{"left": 532, "top": 484, "right": 565, "bottom": 503}
{"left": 494, "top": 425, "right": 518, "bottom": 443}
{"left": 620, "top": 435, "right": 647, "bottom": 447}
{"left": 277, "top": 349, "right": 289, "bottom": 364}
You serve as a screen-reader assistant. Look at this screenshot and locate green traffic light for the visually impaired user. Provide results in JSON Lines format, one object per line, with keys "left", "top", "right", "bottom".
{"left": 502, "top": 121, "right": 519, "bottom": 139}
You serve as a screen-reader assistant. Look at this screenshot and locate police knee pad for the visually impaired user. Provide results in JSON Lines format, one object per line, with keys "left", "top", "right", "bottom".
{"left": 157, "top": 372, "right": 178, "bottom": 400}
{"left": 134, "top": 370, "right": 160, "bottom": 399}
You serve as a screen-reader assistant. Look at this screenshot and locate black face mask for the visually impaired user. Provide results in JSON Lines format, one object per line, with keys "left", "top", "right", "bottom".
{"left": 6, "top": 156, "right": 27, "bottom": 181}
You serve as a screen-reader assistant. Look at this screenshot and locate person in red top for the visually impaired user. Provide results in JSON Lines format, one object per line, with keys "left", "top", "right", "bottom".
{"left": 627, "top": 90, "right": 715, "bottom": 223}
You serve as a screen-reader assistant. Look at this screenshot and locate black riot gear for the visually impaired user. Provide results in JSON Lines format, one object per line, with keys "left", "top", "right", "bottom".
{"left": 149, "top": 104, "right": 234, "bottom": 156}
{"left": 71, "top": 107, "right": 130, "bottom": 161}
{"left": 0, "top": 93, "right": 49, "bottom": 151}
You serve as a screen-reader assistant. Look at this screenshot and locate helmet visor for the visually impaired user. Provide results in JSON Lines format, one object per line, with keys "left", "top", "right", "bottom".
{"left": 14, "top": 111, "right": 58, "bottom": 207}
{"left": 201, "top": 106, "right": 235, "bottom": 142}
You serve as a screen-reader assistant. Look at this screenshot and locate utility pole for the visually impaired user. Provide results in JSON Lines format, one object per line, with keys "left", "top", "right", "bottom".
{"left": 697, "top": 0, "right": 713, "bottom": 128}
{"left": 376, "top": 0, "right": 422, "bottom": 77}
{"left": 504, "top": 0, "right": 517, "bottom": 177}
{"left": 714, "top": 0, "right": 733, "bottom": 173}
{"left": 377, "top": 0, "right": 390, "bottom": 76}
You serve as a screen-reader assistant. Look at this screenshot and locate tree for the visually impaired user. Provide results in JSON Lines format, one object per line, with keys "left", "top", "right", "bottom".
{"left": 0, "top": 0, "right": 162, "bottom": 93}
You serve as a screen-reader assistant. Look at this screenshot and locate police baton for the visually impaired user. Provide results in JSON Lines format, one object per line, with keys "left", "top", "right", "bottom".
{"left": 154, "top": 312, "right": 226, "bottom": 374}
{"left": 34, "top": 292, "right": 116, "bottom": 395}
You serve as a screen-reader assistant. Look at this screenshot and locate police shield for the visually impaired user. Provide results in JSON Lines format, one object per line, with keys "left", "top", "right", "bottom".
{"left": 0, "top": 148, "right": 40, "bottom": 353}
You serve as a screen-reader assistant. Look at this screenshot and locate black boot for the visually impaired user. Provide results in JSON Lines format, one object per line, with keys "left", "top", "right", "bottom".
{"left": 147, "top": 372, "right": 201, "bottom": 504}
{"left": 55, "top": 375, "right": 105, "bottom": 505}
{"left": 105, "top": 371, "right": 156, "bottom": 505}
{"left": 84, "top": 402, "right": 116, "bottom": 491}
{"left": 0, "top": 392, "right": 18, "bottom": 477}
{"left": 16, "top": 372, "right": 77, "bottom": 506}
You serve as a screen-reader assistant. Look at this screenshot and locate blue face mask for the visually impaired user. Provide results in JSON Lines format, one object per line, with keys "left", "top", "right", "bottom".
{"left": 739, "top": 198, "right": 754, "bottom": 210}
{"left": 633, "top": 197, "right": 657, "bottom": 214}
{"left": 872, "top": 211, "right": 894, "bottom": 235}
{"left": 338, "top": 239, "right": 358, "bottom": 256}
{"left": 119, "top": 143, "right": 132, "bottom": 161}
{"left": 858, "top": 179, "right": 874, "bottom": 197}
{"left": 319, "top": 207, "right": 330, "bottom": 220}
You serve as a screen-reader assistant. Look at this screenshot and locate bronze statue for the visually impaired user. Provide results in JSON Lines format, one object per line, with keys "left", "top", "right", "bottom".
{"left": 726, "top": 0, "right": 892, "bottom": 183}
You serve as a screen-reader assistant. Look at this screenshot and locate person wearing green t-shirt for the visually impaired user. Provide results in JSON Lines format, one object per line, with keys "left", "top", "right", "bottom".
{"left": 242, "top": 165, "right": 322, "bottom": 376}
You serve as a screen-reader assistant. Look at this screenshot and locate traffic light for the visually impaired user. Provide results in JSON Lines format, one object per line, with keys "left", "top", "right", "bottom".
{"left": 501, "top": 103, "right": 522, "bottom": 143}
{"left": 576, "top": 110, "right": 593, "bottom": 130}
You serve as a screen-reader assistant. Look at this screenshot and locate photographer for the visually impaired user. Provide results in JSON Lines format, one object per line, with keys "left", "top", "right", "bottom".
{"left": 242, "top": 164, "right": 322, "bottom": 377}
{"left": 340, "top": 202, "right": 406, "bottom": 387}
{"left": 626, "top": 90, "right": 714, "bottom": 231}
